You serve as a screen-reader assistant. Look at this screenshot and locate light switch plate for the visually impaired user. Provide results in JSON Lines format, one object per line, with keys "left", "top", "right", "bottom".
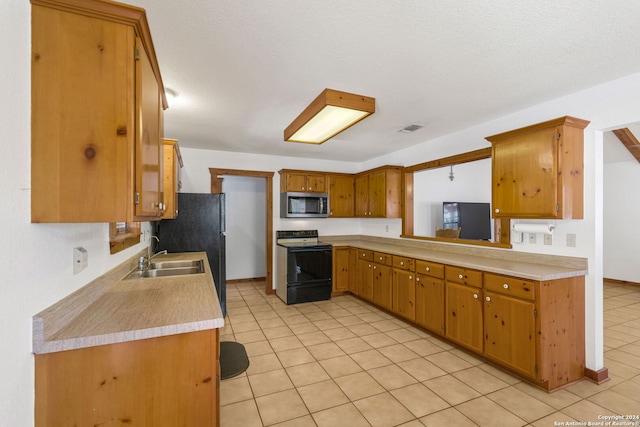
{"left": 73, "top": 247, "right": 88, "bottom": 274}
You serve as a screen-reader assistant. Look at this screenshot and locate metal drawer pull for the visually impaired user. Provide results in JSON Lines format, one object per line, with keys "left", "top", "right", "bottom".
{"left": 425, "top": 267, "right": 430, "bottom": 271}
{"left": 373, "top": 266, "right": 376, "bottom": 269}
{"left": 503, "top": 284, "right": 509, "bottom": 289}
{"left": 486, "top": 296, "right": 491, "bottom": 302}
{"left": 400, "top": 261, "right": 404, "bottom": 265}
{"left": 459, "top": 274, "right": 464, "bottom": 279}
{"left": 409, "top": 275, "right": 412, "bottom": 279}
{"left": 473, "top": 293, "right": 478, "bottom": 299}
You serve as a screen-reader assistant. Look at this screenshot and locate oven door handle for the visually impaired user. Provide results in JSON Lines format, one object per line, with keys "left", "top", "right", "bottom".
{"left": 288, "top": 246, "right": 331, "bottom": 253}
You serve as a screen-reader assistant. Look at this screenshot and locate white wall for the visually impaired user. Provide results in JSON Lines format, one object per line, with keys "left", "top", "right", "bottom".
{"left": 413, "top": 159, "right": 492, "bottom": 237}
{"left": 222, "top": 176, "right": 267, "bottom": 280}
{"left": 0, "top": 3, "right": 154, "bottom": 424}
{"left": 603, "top": 128, "right": 640, "bottom": 282}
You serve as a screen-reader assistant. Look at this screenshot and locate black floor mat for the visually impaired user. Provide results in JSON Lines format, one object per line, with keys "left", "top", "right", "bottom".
{"left": 220, "top": 341, "right": 250, "bottom": 380}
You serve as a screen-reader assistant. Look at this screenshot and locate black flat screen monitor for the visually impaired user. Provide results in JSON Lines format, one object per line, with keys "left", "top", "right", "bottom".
{"left": 442, "top": 202, "right": 491, "bottom": 240}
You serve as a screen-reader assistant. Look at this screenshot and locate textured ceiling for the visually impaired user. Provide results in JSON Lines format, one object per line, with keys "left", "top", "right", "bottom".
{"left": 133, "top": 0, "right": 640, "bottom": 162}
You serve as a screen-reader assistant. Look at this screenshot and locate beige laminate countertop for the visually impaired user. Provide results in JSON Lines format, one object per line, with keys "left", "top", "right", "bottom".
{"left": 321, "top": 236, "right": 588, "bottom": 281}
{"left": 33, "top": 251, "right": 224, "bottom": 355}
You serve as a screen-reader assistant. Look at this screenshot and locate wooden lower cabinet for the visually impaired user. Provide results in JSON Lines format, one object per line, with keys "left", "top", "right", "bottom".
{"left": 35, "top": 329, "right": 220, "bottom": 427}
{"left": 356, "top": 257, "right": 374, "bottom": 301}
{"left": 484, "top": 290, "right": 536, "bottom": 378}
{"left": 332, "top": 246, "right": 352, "bottom": 294}
{"left": 392, "top": 269, "right": 416, "bottom": 322}
{"left": 445, "top": 281, "right": 483, "bottom": 353}
{"left": 345, "top": 246, "right": 585, "bottom": 391}
{"left": 373, "top": 262, "right": 393, "bottom": 311}
{"left": 415, "top": 260, "right": 445, "bottom": 335}
{"left": 415, "top": 273, "right": 445, "bottom": 335}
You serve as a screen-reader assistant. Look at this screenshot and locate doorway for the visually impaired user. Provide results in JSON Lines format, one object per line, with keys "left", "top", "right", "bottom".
{"left": 209, "top": 168, "right": 274, "bottom": 295}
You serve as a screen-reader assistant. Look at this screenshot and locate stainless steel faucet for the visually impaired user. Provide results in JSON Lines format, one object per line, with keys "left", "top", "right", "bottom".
{"left": 138, "top": 236, "right": 167, "bottom": 270}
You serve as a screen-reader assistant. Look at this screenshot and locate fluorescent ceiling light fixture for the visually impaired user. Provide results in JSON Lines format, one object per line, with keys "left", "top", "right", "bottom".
{"left": 284, "top": 88, "right": 375, "bottom": 144}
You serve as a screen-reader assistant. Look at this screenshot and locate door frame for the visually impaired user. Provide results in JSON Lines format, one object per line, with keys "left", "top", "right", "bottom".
{"left": 209, "top": 168, "right": 275, "bottom": 295}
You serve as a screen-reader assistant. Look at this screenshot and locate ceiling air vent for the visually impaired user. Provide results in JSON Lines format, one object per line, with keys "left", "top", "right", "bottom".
{"left": 398, "top": 124, "right": 424, "bottom": 133}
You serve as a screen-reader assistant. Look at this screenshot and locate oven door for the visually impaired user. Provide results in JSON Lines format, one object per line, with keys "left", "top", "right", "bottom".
{"left": 286, "top": 246, "right": 332, "bottom": 283}
{"left": 286, "top": 245, "right": 332, "bottom": 304}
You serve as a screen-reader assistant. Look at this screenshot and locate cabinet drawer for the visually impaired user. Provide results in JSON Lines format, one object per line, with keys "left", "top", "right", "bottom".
{"left": 358, "top": 250, "right": 374, "bottom": 262}
{"left": 393, "top": 256, "right": 415, "bottom": 271}
{"left": 445, "top": 266, "right": 483, "bottom": 287}
{"left": 374, "top": 252, "right": 392, "bottom": 265}
{"left": 484, "top": 273, "right": 536, "bottom": 301}
{"left": 415, "top": 260, "right": 444, "bottom": 279}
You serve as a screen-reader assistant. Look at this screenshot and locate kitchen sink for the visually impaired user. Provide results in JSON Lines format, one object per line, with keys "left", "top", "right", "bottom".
{"left": 124, "top": 259, "right": 205, "bottom": 280}
{"left": 150, "top": 259, "right": 204, "bottom": 270}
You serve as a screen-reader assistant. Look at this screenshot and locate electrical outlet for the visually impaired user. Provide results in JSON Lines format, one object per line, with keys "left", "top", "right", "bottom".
{"left": 567, "top": 233, "right": 576, "bottom": 247}
{"left": 528, "top": 233, "right": 537, "bottom": 244}
{"left": 73, "top": 247, "right": 88, "bottom": 274}
{"left": 544, "top": 234, "right": 553, "bottom": 245}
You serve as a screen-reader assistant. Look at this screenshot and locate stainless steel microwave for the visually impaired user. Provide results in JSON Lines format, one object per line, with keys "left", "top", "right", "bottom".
{"left": 280, "top": 192, "right": 329, "bottom": 218}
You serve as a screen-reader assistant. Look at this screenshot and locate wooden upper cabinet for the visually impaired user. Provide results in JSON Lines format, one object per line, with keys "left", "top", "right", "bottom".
{"left": 162, "top": 139, "right": 183, "bottom": 219}
{"left": 31, "top": 0, "right": 167, "bottom": 223}
{"left": 486, "top": 116, "right": 590, "bottom": 219}
{"left": 355, "top": 166, "right": 402, "bottom": 218}
{"left": 327, "top": 174, "right": 355, "bottom": 217}
{"left": 279, "top": 170, "right": 326, "bottom": 193}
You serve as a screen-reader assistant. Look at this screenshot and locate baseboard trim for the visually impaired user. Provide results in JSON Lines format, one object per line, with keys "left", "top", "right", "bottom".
{"left": 227, "top": 277, "right": 266, "bottom": 284}
{"left": 585, "top": 367, "right": 610, "bottom": 384}
{"left": 604, "top": 278, "right": 640, "bottom": 287}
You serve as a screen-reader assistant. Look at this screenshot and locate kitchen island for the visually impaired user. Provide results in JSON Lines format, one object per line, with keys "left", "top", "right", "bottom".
{"left": 325, "top": 235, "right": 587, "bottom": 391}
{"left": 33, "top": 251, "right": 224, "bottom": 427}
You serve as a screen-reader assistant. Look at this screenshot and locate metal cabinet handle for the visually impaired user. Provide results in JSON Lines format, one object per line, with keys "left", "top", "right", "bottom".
{"left": 409, "top": 275, "right": 412, "bottom": 280}
{"left": 459, "top": 274, "right": 464, "bottom": 279}
{"left": 486, "top": 296, "right": 491, "bottom": 302}
{"left": 368, "top": 264, "right": 372, "bottom": 268}
{"left": 379, "top": 256, "right": 383, "bottom": 261}
{"left": 503, "top": 283, "right": 509, "bottom": 289}
{"left": 495, "top": 208, "right": 500, "bottom": 213}
{"left": 373, "top": 265, "right": 377, "bottom": 270}
{"left": 425, "top": 267, "right": 430, "bottom": 272}
{"left": 400, "top": 261, "right": 404, "bottom": 266}
{"left": 416, "top": 277, "right": 420, "bottom": 282}
{"left": 473, "top": 293, "right": 478, "bottom": 299}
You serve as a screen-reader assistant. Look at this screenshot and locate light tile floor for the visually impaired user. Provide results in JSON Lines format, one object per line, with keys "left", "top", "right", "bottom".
{"left": 219, "top": 280, "right": 640, "bottom": 427}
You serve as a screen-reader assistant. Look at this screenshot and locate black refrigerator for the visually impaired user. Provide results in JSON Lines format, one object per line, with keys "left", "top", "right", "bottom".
{"left": 156, "top": 193, "right": 227, "bottom": 317}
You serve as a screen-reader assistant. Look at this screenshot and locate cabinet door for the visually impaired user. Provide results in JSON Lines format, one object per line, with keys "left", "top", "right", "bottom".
{"left": 328, "top": 175, "right": 355, "bottom": 217}
{"left": 491, "top": 127, "right": 559, "bottom": 218}
{"left": 373, "top": 263, "right": 393, "bottom": 311}
{"left": 415, "top": 274, "right": 445, "bottom": 335}
{"left": 354, "top": 174, "right": 370, "bottom": 216}
{"left": 135, "top": 37, "right": 162, "bottom": 218}
{"left": 307, "top": 173, "right": 326, "bottom": 193}
{"left": 367, "top": 170, "right": 387, "bottom": 217}
{"left": 392, "top": 269, "right": 415, "bottom": 321}
{"left": 35, "top": 329, "right": 217, "bottom": 427}
{"left": 445, "top": 282, "right": 483, "bottom": 353}
{"left": 162, "top": 140, "right": 178, "bottom": 219}
{"left": 484, "top": 291, "right": 537, "bottom": 379}
{"left": 284, "top": 173, "right": 308, "bottom": 192}
{"left": 31, "top": 7, "right": 135, "bottom": 222}
{"left": 332, "top": 247, "right": 351, "bottom": 293}
{"left": 356, "top": 258, "right": 374, "bottom": 301}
